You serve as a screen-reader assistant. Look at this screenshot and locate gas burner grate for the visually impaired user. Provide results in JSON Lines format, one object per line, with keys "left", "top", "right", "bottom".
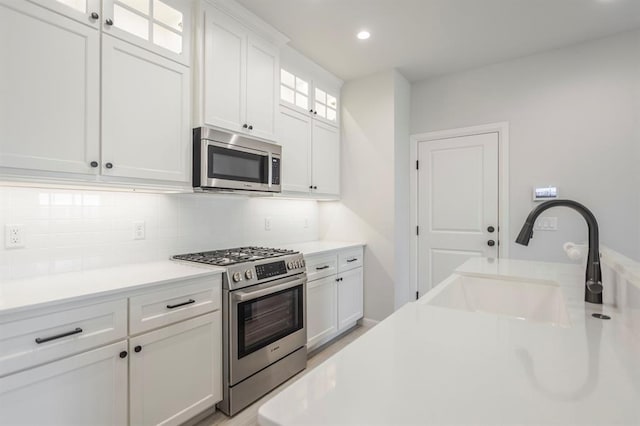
{"left": 172, "top": 246, "right": 298, "bottom": 266}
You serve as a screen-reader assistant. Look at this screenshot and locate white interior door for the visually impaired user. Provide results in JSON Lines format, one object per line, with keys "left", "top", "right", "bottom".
{"left": 417, "top": 132, "right": 499, "bottom": 296}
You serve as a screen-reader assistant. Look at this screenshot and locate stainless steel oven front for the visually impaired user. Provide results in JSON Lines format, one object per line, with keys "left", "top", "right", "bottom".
{"left": 227, "top": 274, "right": 307, "bottom": 385}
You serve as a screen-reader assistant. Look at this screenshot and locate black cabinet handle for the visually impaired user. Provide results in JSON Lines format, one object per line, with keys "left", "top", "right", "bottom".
{"left": 134, "top": 345, "right": 142, "bottom": 353}
{"left": 90, "top": 12, "right": 99, "bottom": 20}
{"left": 309, "top": 109, "right": 313, "bottom": 113}
{"left": 487, "top": 226, "right": 495, "bottom": 233}
{"left": 90, "top": 161, "right": 99, "bottom": 168}
{"left": 346, "top": 258, "right": 358, "bottom": 263}
{"left": 487, "top": 240, "right": 496, "bottom": 247}
{"left": 336, "top": 277, "right": 343, "bottom": 282}
{"left": 166, "top": 299, "right": 195, "bottom": 309}
{"left": 119, "top": 351, "right": 128, "bottom": 358}
{"left": 35, "top": 327, "right": 83, "bottom": 344}
{"left": 105, "top": 162, "right": 113, "bottom": 169}
{"left": 314, "top": 111, "right": 318, "bottom": 115}
{"left": 105, "top": 18, "right": 113, "bottom": 26}
{"left": 313, "top": 186, "right": 318, "bottom": 190}
{"left": 242, "top": 124, "right": 248, "bottom": 129}
{"left": 316, "top": 265, "right": 330, "bottom": 270}
{"left": 248, "top": 125, "right": 253, "bottom": 130}
{"left": 309, "top": 185, "right": 313, "bottom": 189}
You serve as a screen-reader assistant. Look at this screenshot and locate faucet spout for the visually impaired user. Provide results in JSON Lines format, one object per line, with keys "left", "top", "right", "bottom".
{"left": 515, "top": 199, "right": 603, "bottom": 304}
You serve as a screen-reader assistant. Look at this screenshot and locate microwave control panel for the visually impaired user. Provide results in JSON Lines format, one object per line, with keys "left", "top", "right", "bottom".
{"left": 272, "top": 158, "right": 280, "bottom": 185}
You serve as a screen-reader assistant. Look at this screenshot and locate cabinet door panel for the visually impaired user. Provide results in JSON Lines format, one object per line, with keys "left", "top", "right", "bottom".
{"left": 129, "top": 311, "right": 222, "bottom": 426}
{"left": 307, "top": 276, "right": 338, "bottom": 350}
{"left": 246, "top": 35, "right": 278, "bottom": 141}
{"left": 0, "top": 0, "right": 99, "bottom": 175}
{"left": 101, "top": 34, "right": 189, "bottom": 182}
{"left": 203, "top": 7, "right": 246, "bottom": 132}
{"left": 101, "top": 0, "right": 191, "bottom": 66}
{"left": 337, "top": 268, "right": 363, "bottom": 331}
{"left": 28, "top": 0, "right": 101, "bottom": 28}
{"left": 0, "top": 341, "right": 128, "bottom": 426}
{"left": 311, "top": 121, "right": 340, "bottom": 196}
{"left": 277, "top": 107, "right": 311, "bottom": 193}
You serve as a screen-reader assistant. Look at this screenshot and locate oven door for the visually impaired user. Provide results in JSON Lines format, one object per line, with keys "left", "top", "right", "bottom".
{"left": 229, "top": 274, "right": 307, "bottom": 385}
{"left": 201, "top": 140, "right": 272, "bottom": 191}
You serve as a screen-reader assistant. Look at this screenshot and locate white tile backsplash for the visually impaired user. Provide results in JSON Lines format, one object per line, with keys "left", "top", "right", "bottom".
{"left": 0, "top": 187, "right": 319, "bottom": 280}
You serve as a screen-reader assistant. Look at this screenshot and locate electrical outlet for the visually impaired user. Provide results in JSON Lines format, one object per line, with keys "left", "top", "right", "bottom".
{"left": 133, "top": 221, "right": 146, "bottom": 240}
{"left": 264, "top": 217, "right": 271, "bottom": 231}
{"left": 5, "top": 224, "right": 25, "bottom": 249}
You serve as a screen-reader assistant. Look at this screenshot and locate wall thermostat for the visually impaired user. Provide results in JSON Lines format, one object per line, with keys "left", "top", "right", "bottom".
{"left": 533, "top": 186, "right": 558, "bottom": 201}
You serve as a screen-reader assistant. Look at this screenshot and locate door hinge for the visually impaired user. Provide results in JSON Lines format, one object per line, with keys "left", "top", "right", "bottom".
{"left": 416, "top": 291, "right": 419, "bottom": 300}
{"left": 416, "top": 160, "right": 419, "bottom": 170}
{"left": 416, "top": 226, "right": 419, "bottom": 236}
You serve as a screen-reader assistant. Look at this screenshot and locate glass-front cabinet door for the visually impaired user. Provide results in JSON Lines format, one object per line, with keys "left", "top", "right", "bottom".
{"left": 28, "top": 0, "right": 101, "bottom": 27}
{"left": 102, "top": 0, "right": 191, "bottom": 65}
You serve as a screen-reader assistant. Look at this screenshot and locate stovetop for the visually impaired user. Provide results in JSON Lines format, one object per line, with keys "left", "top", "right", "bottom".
{"left": 172, "top": 246, "right": 298, "bottom": 267}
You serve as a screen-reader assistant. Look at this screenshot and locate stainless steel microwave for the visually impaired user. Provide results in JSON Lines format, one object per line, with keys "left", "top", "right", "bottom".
{"left": 193, "top": 127, "right": 281, "bottom": 193}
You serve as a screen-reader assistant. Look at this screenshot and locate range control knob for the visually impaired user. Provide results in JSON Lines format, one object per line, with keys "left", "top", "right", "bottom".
{"left": 288, "top": 262, "right": 294, "bottom": 270}
{"left": 301, "top": 259, "right": 305, "bottom": 267}
{"left": 245, "top": 270, "right": 254, "bottom": 280}
{"left": 295, "top": 260, "right": 300, "bottom": 268}
{"left": 232, "top": 272, "right": 242, "bottom": 282}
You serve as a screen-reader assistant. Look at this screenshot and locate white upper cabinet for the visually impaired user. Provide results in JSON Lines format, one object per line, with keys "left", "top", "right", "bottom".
{"left": 198, "top": 1, "right": 286, "bottom": 141}
{"left": 27, "top": 0, "right": 102, "bottom": 28}
{"left": 276, "top": 46, "right": 343, "bottom": 198}
{"left": 101, "top": 35, "right": 190, "bottom": 182}
{"left": 203, "top": 8, "right": 246, "bottom": 132}
{"left": 0, "top": 0, "right": 192, "bottom": 188}
{"left": 277, "top": 106, "right": 312, "bottom": 193}
{"left": 0, "top": 0, "right": 100, "bottom": 175}
{"left": 245, "top": 34, "right": 278, "bottom": 140}
{"left": 311, "top": 120, "right": 340, "bottom": 196}
{"left": 102, "top": 0, "right": 191, "bottom": 65}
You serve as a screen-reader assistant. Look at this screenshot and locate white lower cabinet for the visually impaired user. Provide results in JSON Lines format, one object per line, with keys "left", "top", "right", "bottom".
{"left": 0, "top": 274, "right": 223, "bottom": 426}
{"left": 307, "top": 276, "right": 338, "bottom": 349}
{"left": 129, "top": 311, "right": 222, "bottom": 426}
{"left": 337, "top": 268, "right": 364, "bottom": 331}
{"left": 305, "top": 247, "right": 364, "bottom": 351}
{"left": 0, "top": 340, "right": 128, "bottom": 426}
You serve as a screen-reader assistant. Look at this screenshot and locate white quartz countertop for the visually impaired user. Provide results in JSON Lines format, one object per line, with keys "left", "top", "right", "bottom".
{"left": 259, "top": 258, "right": 640, "bottom": 425}
{"left": 0, "top": 261, "right": 224, "bottom": 315}
{"left": 280, "top": 241, "right": 365, "bottom": 256}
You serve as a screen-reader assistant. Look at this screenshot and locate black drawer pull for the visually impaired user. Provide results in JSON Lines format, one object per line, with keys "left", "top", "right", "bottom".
{"left": 346, "top": 258, "right": 358, "bottom": 263}
{"left": 166, "top": 299, "right": 195, "bottom": 309}
{"left": 315, "top": 265, "right": 330, "bottom": 270}
{"left": 35, "top": 327, "right": 83, "bottom": 344}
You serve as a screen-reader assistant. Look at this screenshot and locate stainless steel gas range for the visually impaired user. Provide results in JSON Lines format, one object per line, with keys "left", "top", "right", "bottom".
{"left": 172, "top": 247, "right": 307, "bottom": 416}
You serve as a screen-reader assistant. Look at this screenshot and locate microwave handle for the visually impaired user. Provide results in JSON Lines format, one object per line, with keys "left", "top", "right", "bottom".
{"left": 268, "top": 152, "right": 272, "bottom": 188}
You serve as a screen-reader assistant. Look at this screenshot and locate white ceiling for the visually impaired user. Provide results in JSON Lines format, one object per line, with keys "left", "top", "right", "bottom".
{"left": 236, "top": 0, "right": 640, "bottom": 82}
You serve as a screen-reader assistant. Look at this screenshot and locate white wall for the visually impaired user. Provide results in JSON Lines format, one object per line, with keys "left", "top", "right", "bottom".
{"left": 411, "top": 30, "right": 640, "bottom": 262}
{"left": 393, "top": 72, "right": 412, "bottom": 308}
{"left": 320, "top": 69, "right": 411, "bottom": 321}
{"left": 0, "top": 186, "right": 319, "bottom": 280}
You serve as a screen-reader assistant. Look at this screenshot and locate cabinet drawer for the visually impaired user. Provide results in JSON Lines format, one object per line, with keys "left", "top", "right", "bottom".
{"left": 129, "top": 275, "right": 221, "bottom": 335}
{"left": 305, "top": 254, "right": 338, "bottom": 282}
{"left": 0, "top": 299, "right": 127, "bottom": 376}
{"left": 338, "top": 247, "right": 364, "bottom": 272}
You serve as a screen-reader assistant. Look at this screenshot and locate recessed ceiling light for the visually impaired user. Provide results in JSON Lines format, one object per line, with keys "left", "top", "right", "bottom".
{"left": 357, "top": 30, "right": 370, "bottom": 40}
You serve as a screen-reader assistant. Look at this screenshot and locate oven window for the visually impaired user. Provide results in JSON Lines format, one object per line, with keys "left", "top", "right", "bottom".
{"left": 208, "top": 145, "right": 268, "bottom": 183}
{"left": 237, "top": 285, "right": 304, "bottom": 359}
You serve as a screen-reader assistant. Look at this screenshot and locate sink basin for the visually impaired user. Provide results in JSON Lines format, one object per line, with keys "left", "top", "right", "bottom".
{"left": 421, "top": 274, "right": 571, "bottom": 327}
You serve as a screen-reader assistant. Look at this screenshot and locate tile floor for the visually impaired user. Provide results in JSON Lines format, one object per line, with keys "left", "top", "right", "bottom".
{"left": 195, "top": 323, "right": 373, "bottom": 426}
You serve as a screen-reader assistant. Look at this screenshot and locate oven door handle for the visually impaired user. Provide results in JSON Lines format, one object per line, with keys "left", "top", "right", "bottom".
{"left": 232, "top": 276, "right": 306, "bottom": 302}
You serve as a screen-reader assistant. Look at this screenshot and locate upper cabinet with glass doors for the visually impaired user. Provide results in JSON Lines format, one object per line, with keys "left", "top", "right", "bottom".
{"left": 279, "top": 68, "right": 340, "bottom": 127}
{"left": 102, "top": 0, "right": 191, "bottom": 65}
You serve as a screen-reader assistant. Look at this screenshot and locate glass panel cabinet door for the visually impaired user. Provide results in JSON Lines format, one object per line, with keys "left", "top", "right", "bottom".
{"left": 27, "top": 0, "right": 101, "bottom": 28}
{"left": 102, "top": 0, "right": 190, "bottom": 65}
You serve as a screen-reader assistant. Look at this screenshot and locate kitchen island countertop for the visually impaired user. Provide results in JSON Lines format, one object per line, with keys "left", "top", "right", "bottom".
{"left": 258, "top": 257, "right": 640, "bottom": 425}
